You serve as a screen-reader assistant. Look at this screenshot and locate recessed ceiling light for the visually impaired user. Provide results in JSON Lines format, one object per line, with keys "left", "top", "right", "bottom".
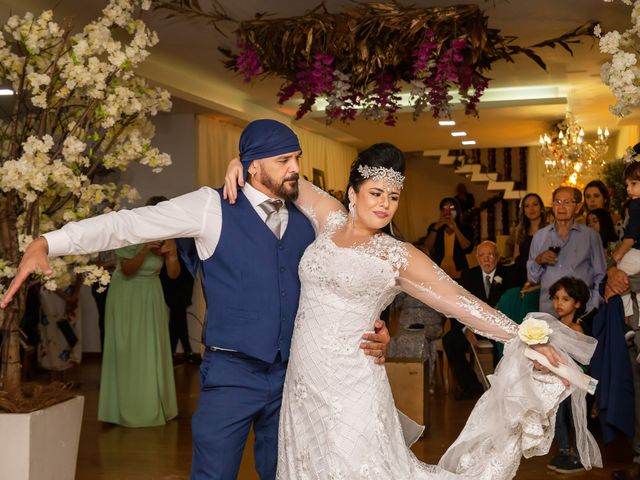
{"left": 451, "top": 131, "right": 467, "bottom": 137}
{"left": 462, "top": 140, "right": 477, "bottom": 145}
{"left": 0, "top": 89, "right": 13, "bottom": 96}
{"left": 438, "top": 120, "right": 455, "bottom": 126}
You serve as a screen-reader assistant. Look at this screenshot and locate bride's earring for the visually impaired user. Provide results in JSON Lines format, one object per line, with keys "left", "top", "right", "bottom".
{"left": 349, "top": 202, "right": 356, "bottom": 226}
{"left": 389, "top": 222, "right": 395, "bottom": 236}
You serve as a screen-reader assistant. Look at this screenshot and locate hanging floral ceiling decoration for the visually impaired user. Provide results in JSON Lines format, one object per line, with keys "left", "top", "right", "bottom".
{"left": 155, "top": 1, "right": 595, "bottom": 126}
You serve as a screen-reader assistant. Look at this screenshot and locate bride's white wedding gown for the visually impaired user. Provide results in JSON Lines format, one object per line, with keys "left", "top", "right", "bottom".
{"left": 277, "top": 201, "right": 601, "bottom": 479}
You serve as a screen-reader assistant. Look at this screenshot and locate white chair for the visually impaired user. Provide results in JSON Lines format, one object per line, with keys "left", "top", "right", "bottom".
{"left": 433, "top": 338, "right": 451, "bottom": 394}
{"left": 469, "top": 339, "right": 494, "bottom": 390}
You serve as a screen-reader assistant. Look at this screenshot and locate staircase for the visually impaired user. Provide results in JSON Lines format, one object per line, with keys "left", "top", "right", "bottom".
{"left": 423, "top": 147, "right": 530, "bottom": 246}
{"left": 430, "top": 150, "right": 527, "bottom": 200}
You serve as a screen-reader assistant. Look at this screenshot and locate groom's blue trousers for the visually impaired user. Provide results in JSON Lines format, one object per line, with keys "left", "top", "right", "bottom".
{"left": 191, "top": 348, "right": 288, "bottom": 480}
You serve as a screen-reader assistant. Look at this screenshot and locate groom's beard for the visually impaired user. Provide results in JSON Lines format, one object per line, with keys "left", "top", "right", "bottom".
{"left": 262, "top": 172, "right": 300, "bottom": 202}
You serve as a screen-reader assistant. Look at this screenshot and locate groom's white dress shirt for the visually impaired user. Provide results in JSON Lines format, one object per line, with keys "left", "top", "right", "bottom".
{"left": 43, "top": 183, "right": 289, "bottom": 260}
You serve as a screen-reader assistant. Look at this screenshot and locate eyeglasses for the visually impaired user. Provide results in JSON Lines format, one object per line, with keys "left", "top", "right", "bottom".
{"left": 552, "top": 199, "right": 577, "bottom": 206}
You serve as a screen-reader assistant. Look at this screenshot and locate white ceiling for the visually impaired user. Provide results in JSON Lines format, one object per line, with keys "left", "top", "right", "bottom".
{"left": 0, "top": 0, "right": 634, "bottom": 151}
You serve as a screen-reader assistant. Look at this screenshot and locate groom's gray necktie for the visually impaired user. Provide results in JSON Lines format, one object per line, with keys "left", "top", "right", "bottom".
{"left": 259, "top": 199, "right": 284, "bottom": 239}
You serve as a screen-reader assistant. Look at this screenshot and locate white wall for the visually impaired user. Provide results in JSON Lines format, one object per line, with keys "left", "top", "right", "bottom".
{"left": 120, "top": 113, "right": 198, "bottom": 206}
{"left": 81, "top": 113, "right": 202, "bottom": 353}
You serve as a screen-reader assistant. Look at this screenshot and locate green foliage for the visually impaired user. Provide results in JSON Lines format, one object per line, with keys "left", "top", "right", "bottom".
{"left": 602, "top": 160, "right": 627, "bottom": 215}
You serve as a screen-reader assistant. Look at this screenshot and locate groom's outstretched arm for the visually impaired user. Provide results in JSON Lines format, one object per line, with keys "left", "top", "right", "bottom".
{"left": 1, "top": 237, "right": 51, "bottom": 307}
{"left": 2, "top": 189, "right": 216, "bottom": 308}
{"left": 361, "top": 319, "right": 390, "bottom": 365}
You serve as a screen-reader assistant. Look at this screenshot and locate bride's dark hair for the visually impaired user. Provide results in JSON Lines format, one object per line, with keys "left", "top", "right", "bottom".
{"left": 343, "top": 142, "right": 405, "bottom": 237}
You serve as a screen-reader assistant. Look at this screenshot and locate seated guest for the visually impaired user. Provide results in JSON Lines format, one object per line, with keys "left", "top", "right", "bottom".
{"left": 442, "top": 241, "right": 516, "bottom": 399}
{"left": 424, "top": 197, "right": 473, "bottom": 280}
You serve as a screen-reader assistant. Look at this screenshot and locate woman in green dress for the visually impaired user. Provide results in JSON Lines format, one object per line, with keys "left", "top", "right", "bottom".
{"left": 98, "top": 232, "right": 180, "bottom": 427}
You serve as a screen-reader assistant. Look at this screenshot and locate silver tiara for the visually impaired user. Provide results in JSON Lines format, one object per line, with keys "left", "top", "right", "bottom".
{"left": 357, "top": 165, "right": 405, "bottom": 190}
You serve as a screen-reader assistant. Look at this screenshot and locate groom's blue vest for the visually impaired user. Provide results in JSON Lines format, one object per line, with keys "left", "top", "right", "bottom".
{"left": 197, "top": 188, "right": 315, "bottom": 363}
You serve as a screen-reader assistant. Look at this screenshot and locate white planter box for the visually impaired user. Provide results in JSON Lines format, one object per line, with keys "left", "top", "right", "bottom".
{"left": 0, "top": 396, "right": 84, "bottom": 480}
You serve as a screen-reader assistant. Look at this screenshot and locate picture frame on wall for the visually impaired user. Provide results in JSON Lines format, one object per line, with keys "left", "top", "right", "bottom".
{"left": 312, "top": 168, "right": 326, "bottom": 190}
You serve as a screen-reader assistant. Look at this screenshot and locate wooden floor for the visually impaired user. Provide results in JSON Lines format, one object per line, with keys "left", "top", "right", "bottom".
{"left": 64, "top": 357, "right": 631, "bottom": 479}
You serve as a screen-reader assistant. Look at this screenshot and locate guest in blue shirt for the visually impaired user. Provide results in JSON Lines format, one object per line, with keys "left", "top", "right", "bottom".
{"left": 526, "top": 186, "right": 607, "bottom": 317}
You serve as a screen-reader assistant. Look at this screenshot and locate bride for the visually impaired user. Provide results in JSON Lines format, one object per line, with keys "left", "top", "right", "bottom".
{"left": 223, "top": 143, "right": 601, "bottom": 479}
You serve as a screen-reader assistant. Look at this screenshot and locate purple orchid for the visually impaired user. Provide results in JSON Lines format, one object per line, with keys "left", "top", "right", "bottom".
{"left": 236, "top": 30, "right": 487, "bottom": 123}
{"left": 364, "top": 72, "right": 402, "bottom": 126}
{"left": 412, "top": 31, "right": 438, "bottom": 77}
{"left": 278, "top": 52, "right": 336, "bottom": 119}
{"left": 236, "top": 43, "right": 263, "bottom": 83}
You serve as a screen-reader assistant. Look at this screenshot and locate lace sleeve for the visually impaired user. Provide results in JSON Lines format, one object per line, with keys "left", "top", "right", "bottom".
{"left": 396, "top": 244, "right": 518, "bottom": 342}
{"left": 294, "top": 178, "right": 347, "bottom": 233}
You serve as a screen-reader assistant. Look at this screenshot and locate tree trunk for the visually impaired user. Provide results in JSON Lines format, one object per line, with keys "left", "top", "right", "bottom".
{"left": 2, "top": 324, "right": 22, "bottom": 397}
{"left": 0, "top": 193, "right": 25, "bottom": 398}
{"left": 0, "top": 292, "right": 25, "bottom": 398}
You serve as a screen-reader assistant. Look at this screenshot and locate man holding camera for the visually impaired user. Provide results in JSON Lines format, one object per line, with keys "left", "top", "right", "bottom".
{"left": 424, "top": 197, "right": 474, "bottom": 279}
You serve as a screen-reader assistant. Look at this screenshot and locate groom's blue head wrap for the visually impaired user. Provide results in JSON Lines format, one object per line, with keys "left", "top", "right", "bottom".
{"left": 239, "top": 119, "right": 301, "bottom": 169}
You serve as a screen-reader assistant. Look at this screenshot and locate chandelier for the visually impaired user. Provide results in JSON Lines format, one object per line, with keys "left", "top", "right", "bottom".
{"left": 539, "top": 112, "right": 609, "bottom": 188}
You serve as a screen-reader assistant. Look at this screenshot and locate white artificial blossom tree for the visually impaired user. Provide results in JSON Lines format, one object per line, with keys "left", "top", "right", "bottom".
{"left": 597, "top": 0, "right": 640, "bottom": 116}
{"left": 0, "top": 0, "right": 171, "bottom": 406}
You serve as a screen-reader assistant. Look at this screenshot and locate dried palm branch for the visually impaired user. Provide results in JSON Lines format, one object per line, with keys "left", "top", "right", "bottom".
{"left": 155, "top": 1, "right": 596, "bottom": 124}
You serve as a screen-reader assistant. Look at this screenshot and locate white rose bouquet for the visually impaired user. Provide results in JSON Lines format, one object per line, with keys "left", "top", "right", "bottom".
{"left": 518, "top": 317, "right": 553, "bottom": 345}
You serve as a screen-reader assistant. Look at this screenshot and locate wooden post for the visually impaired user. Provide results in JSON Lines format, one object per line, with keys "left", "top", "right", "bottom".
{"left": 504, "top": 148, "right": 512, "bottom": 181}
{"left": 519, "top": 147, "right": 528, "bottom": 190}
{"left": 472, "top": 212, "right": 481, "bottom": 246}
{"left": 502, "top": 199, "right": 510, "bottom": 236}
{"left": 473, "top": 148, "right": 481, "bottom": 166}
{"left": 488, "top": 148, "right": 496, "bottom": 173}
{"left": 487, "top": 201, "right": 496, "bottom": 241}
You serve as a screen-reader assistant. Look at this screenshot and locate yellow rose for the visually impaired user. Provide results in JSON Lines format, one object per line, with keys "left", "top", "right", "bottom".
{"left": 518, "top": 318, "right": 553, "bottom": 345}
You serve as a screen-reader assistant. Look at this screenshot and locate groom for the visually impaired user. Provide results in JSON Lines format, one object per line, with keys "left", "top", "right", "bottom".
{"left": 2, "top": 119, "right": 389, "bottom": 480}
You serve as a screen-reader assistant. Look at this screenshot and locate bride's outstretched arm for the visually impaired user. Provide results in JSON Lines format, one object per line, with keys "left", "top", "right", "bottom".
{"left": 397, "top": 243, "right": 565, "bottom": 369}
{"left": 397, "top": 243, "right": 519, "bottom": 342}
